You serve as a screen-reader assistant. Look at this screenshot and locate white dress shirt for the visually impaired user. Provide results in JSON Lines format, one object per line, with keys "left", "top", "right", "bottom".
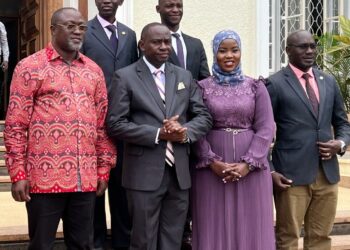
{"left": 0, "top": 21, "right": 9, "bottom": 62}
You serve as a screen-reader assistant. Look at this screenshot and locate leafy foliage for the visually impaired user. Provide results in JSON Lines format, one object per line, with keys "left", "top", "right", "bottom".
{"left": 317, "top": 16, "right": 350, "bottom": 111}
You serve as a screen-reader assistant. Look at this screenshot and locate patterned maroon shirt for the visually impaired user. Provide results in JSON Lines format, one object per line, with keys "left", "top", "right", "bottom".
{"left": 4, "top": 43, "right": 116, "bottom": 193}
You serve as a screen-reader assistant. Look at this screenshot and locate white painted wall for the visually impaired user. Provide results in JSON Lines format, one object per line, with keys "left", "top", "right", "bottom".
{"left": 84, "top": 0, "right": 270, "bottom": 78}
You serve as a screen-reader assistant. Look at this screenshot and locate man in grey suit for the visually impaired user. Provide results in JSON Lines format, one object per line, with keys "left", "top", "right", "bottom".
{"left": 156, "top": 0, "right": 210, "bottom": 81}
{"left": 107, "top": 23, "right": 212, "bottom": 250}
{"left": 80, "top": 0, "right": 138, "bottom": 249}
{"left": 267, "top": 30, "right": 350, "bottom": 250}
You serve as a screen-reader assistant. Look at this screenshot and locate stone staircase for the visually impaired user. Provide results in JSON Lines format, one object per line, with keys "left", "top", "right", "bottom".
{"left": 0, "top": 121, "right": 350, "bottom": 249}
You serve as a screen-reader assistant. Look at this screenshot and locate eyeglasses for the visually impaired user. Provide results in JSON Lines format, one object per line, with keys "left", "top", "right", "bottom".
{"left": 54, "top": 23, "right": 88, "bottom": 32}
{"left": 287, "top": 43, "right": 318, "bottom": 50}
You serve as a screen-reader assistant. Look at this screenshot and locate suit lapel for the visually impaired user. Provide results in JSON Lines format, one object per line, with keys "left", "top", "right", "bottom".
{"left": 164, "top": 63, "right": 176, "bottom": 117}
{"left": 284, "top": 66, "right": 317, "bottom": 119}
{"left": 116, "top": 23, "right": 127, "bottom": 58}
{"left": 136, "top": 60, "right": 166, "bottom": 115}
{"left": 313, "top": 69, "right": 326, "bottom": 123}
{"left": 90, "top": 17, "right": 116, "bottom": 57}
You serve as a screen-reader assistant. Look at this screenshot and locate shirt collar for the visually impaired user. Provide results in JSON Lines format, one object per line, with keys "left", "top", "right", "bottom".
{"left": 46, "top": 43, "right": 85, "bottom": 64}
{"left": 289, "top": 63, "right": 314, "bottom": 80}
{"left": 97, "top": 14, "right": 117, "bottom": 29}
{"left": 171, "top": 30, "right": 182, "bottom": 38}
{"left": 142, "top": 56, "right": 165, "bottom": 74}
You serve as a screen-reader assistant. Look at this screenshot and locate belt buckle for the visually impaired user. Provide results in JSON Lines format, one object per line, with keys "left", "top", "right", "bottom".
{"left": 224, "top": 128, "right": 238, "bottom": 134}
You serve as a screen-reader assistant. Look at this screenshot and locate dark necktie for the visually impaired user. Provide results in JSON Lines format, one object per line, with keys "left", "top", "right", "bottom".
{"left": 172, "top": 33, "right": 185, "bottom": 68}
{"left": 302, "top": 73, "right": 319, "bottom": 117}
{"left": 106, "top": 24, "right": 118, "bottom": 53}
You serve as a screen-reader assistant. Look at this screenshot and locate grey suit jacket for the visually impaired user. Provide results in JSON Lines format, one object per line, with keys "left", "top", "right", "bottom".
{"left": 168, "top": 33, "right": 210, "bottom": 81}
{"left": 107, "top": 59, "right": 212, "bottom": 191}
{"left": 266, "top": 66, "right": 350, "bottom": 185}
{"left": 81, "top": 16, "right": 138, "bottom": 89}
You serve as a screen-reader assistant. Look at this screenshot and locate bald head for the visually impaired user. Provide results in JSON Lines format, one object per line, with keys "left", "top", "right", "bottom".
{"left": 287, "top": 30, "right": 312, "bottom": 46}
{"left": 51, "top": 7, "right": 81, "bottom": 25}
{"left": 286, "top": 29, "right": 316, "bottom": 71}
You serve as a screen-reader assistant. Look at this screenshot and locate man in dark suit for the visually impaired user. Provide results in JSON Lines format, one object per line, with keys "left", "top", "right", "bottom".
{"left": 156, "top": 2, "right": 210, "bottom": 247}
{"left": 106, "top": 22, "right": 212, "bottom": 250}
{"left": 156, "top": 0, "right": 210, "bottom": 81}
{"left": 266, "top": 30, "right": 350, "bottom": 250}
{"left": 80, "top": 0, "right": 138, "bottom": 249}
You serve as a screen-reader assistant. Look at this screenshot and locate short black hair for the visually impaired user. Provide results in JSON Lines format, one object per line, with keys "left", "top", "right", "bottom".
{"left": 51, "top": 7, "right": 79, "bottom": 25}
{"left": 140, "top": 22, "right": 165, "bottom": 39}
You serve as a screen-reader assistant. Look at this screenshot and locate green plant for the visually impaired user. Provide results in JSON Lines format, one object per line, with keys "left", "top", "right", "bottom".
{"left": 316, "top": 16, "right": 350, "bottom": 112}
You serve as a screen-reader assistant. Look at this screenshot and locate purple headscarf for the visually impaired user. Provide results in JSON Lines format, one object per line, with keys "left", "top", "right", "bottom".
{"left": 212, "top": 30, "right": 245, "bottom": 86}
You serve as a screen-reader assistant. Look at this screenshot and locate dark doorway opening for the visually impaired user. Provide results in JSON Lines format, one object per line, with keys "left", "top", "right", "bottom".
{"left": 0, "top": 0, "right": 21, "bottom": 119}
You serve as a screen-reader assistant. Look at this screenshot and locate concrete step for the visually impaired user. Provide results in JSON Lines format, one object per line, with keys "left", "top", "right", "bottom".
{"left": 0, "top": 175, "right": 11, "bottom": 192}
{"left": 298, "top": 235, "right": 350, "bottom": 249}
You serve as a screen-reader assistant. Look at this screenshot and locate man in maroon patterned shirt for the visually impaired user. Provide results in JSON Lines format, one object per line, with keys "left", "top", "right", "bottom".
{"left": 4, "top": 7, "right": 116, "bottom": 249}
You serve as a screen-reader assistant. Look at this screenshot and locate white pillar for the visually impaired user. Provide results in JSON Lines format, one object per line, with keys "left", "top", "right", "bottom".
{"left": 255, "top": 0, "right": 270, "bottom": 77}
{"left": 63, "top": 0, "right": 79, "bottom": 9}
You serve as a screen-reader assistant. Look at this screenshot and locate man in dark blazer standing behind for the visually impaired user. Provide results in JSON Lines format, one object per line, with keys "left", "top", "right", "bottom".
{"left": 80, "top": 0, "right": 138, "bottom": 249}
{"left": 156, "top": 0, "right": 210, "bottom": 81}
{"left": 107, "top": 23, "right": 212, "bottom": 250}
{"left": 266, "top": 30, "right": 350, "bottom": 250}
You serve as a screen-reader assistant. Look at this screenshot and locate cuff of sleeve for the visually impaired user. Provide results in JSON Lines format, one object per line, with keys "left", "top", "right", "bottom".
{"left": 240, "top": 156, "right": 268, "bottom": 170}
{"left": 196, "top": 152, "right": 222, "bottom": 168}
{"left": 97, "top": 167, "right": 110, "bottom": 181}
{"left": 155, "top": 128, "right": 160, "bottom": 144}
{"left": 10, "top": 170, "right": 27, "bottom": 183}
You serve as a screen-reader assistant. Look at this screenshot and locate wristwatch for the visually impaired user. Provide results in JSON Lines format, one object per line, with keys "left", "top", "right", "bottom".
{"left": 339, "top": 140, "right": 346, "bottom": 154}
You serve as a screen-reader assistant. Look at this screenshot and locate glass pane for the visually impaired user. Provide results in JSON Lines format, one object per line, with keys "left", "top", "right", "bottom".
{"left": 289, "top": 0, "right": 301, "bottom": 16}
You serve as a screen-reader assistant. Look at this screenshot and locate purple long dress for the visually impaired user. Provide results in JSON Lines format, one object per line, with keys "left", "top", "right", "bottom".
{"left": 192, "top": 76, "right": 276, "bottom": 250}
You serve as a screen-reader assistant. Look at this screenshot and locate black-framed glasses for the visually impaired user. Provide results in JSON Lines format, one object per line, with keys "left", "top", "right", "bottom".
{"left": 54, "top": 23, "right": 88, "bottom": 32}
{"left": 287, "top": 43, "right": 318, "bottom": 50}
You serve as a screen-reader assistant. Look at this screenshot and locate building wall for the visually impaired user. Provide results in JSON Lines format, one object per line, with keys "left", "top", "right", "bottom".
{"left": 86, "top": 0, "right": 269, "bottom": 78}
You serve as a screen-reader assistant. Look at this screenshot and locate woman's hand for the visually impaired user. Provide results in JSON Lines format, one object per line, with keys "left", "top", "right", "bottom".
{"left": 210, "top": 161, "right": 242, "bottom": 182}
{"left": 222, "top": 162, "right": 250, "bottom": 183}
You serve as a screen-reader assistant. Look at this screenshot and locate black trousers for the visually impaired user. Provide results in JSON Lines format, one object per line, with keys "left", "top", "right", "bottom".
{"left": 26, "top": 192, "right": 96, "bottom": 250}
{"left": 94, "top": 142, "right": 131, "bottom": 248}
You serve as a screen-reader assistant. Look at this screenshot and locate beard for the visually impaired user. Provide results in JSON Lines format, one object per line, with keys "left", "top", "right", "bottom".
{"left": 67, "top": 40, "right": 83, "bottom": 51}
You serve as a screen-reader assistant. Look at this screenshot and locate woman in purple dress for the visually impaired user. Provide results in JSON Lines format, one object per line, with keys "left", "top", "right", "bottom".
{"left": 192, "top": 30, "right": 276, "bottom": 250}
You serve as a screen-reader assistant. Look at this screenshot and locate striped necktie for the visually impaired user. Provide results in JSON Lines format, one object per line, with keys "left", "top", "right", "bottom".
{"left": 153, "top": 70, "right": 175, "bottom": 167}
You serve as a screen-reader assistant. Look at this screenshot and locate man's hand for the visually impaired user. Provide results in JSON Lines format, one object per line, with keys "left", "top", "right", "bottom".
{"left": 317, "top": 140, "right": 342, "bottom": 160}
{"left": 1, "top": 61, "right": 8, "bottom": 72}
{"left": 96, "top": 179, "right": 108, "bottom": 197}
{"left": 160, "top": 115, "right": 188, "bottom": 142}
{"left": 11, "top": 180, "right": 31, "bottom": 202}
{"left": 163, "top": 115, "right": 181, "bottom": 133}
{"left": 271, "top": 172, "right": 292, "bottom": 192}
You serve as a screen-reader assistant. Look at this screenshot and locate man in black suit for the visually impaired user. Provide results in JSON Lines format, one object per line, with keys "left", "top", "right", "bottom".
{"left": 80, "top": 0, "right": 138, "bottom": 249}
{"left": 156, "top": 0, "right": 210, "bottom": 81}
{"left": 106, "top": 22, "right": 212, "bottom": 250}
{"left": 266, "top": 30, "right": 350, "bottom": 250}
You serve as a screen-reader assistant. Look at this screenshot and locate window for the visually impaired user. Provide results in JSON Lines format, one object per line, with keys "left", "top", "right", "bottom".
{"left": 269, "top": 0, "right": 349, "bottom": 74}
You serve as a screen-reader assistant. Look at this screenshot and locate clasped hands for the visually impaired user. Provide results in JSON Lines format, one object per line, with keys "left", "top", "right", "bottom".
{"left": 210, "top": 160, "right": 250, "bottom": 183}
{"left": 159, "top": 115, "right": 188, "bottom": 143}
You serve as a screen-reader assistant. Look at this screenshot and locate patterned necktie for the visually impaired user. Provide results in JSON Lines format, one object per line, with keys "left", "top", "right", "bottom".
{"left": 153, "top": 70, "right": 175, "bottom": 167}
{"left": 302, "top": 73, "right": 319, "bottom": 117}
{"left": 172, "top": 33, "right": 185, "bottom": 68}
{"left": 106, "top": 24, "right": 118, "bottom": 53}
